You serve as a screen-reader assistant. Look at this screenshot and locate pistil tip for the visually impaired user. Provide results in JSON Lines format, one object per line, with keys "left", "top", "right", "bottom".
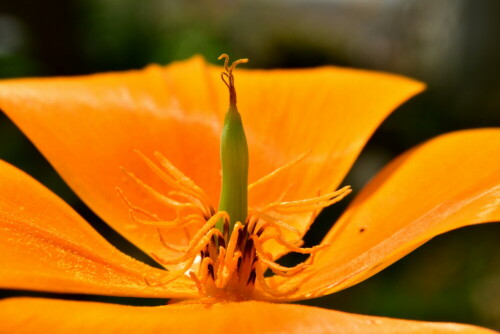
{"left": 218, "top": 54, "right": 249, "bottom": 107}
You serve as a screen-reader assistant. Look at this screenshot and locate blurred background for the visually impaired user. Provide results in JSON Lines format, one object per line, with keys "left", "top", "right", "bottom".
{"left": 0, "top": 0, "right": 499, "bottom": 330}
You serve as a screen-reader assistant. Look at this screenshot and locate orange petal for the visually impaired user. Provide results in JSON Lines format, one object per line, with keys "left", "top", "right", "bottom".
{"left": 0, "top": 56, "right": 423, "bottom": 260}
{"left": 268, "top": 129, "right": 500, "bottom": 301}
{"left": 0, "top": 159, "right": 196, "bottom": 298}
{"left": 212, "top": 65, "right": 424, "bottom": 210}
{"left": 0, "top": 298, "right": 496, "bottom": 333}
{"left": 209, "top": 63, "right": 424, "bottom": 256}
{"left": 0, "top": 57, "right": 222, "bottom": 262}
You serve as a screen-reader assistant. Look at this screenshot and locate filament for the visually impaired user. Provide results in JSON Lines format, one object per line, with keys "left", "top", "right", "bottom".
{"left": 119, "top": 149, "right": 351, "bottom": 300}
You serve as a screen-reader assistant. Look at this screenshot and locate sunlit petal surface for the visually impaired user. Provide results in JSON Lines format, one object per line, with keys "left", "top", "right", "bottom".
{"left": 0, "top": 57, "right": 424, "bottom": 261}
{"left": 0, "top": 298, "right": 495, "bottom": 334}
{"left": 0, "top": 160, "right": 196, "bottom": 298}
{"left": 268, "top": 129, "right": 500, "bottom": 301}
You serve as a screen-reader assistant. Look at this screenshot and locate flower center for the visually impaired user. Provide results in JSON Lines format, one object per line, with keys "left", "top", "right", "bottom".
{"left": 118, "top": 149, "right": 350, "bottom": 300}
{"left": 116, "top": 55, "right": 352, "bottom": 301}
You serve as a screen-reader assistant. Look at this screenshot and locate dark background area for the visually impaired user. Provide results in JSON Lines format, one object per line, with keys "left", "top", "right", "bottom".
{"left": 0, "top": 0, "right": 499, "bottom": 330}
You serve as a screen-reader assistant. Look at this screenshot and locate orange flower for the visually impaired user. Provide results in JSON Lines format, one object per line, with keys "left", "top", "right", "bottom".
{"left": 0, "top": 56, "right": 498, "bottom": 333}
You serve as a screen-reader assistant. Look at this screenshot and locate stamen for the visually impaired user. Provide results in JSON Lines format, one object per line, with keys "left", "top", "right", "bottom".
{"left": 258, "top": 268, "right": 324, "bottom": 300}
{"left": 221, "top": 250, "right": 242, "bottom": 287}
{"left": 248, "top": 151, "right": 311, "bottom": 191}
{"left": 168, "top": 191, "right": 212, "bottom": 217}
{"left": 216, "top": 223, "right": 245, "bottom": 287}
{"left": 212, "top": 223, "right": 245, "bottom": 288}
{"left": 214, "top": 247, "right": 227, "bottom": 288}
{"left": 139, "top": 184, "right": 348, "bottom": 299}
{"left": 116, "top": 187, "right": 160, "bottom": 221}
{"left": 271, "top": 183, "right": 296, "bottom": 207}
{"left": 254, "top": 262, "right": 299, "bottom": 297}
{"left": 225, "top": 222, "right": 243, "bottom": 263}
{"left": 258, "top": 233, "right": 328, "bottom": 254}
{"left": 262, "top": 186, "right": 352, "bottom": 213}
{"left": 157, "top": 228, "right": 189, "bottom": 253}
{"left": 154, "top": 151, "right": 214, "bottom": 213}
{"left": 143, "top": 270, "right": 184, "bottom": 288}
{"left": 153, "top": 212, "right": 228, "bottom": 265}
{"left": 248, "top": 209, "right": 300, "bottom": 235}
{"left": 133, "top": 150, "right": 214, "bottom": 217}
{"left": 145, "top": 253, "right": 201, "bottom": 287}
{"left": 198, "top": 257, "right": 214, "bottom": 283}
{"left": 120, "top": 166, "right": 205, "bottom": 215}
{"left": 130, "top": 213, "right": 203, "bottom": 228}
{"left": 246, "top": 215, "right": 260, "bottom": 235}
{"left": 238, "top": 249, "right": 255, "bottom": 286}
{"left": 251, "top": 235, "right": 310, "bottom": 277}
{"left": 189, "top": 271, "right": 205, "bottom": 295}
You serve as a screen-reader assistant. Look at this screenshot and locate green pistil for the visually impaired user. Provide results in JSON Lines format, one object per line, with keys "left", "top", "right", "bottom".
{"left": 216, "top": 54, "right": 249, "bottom": 233}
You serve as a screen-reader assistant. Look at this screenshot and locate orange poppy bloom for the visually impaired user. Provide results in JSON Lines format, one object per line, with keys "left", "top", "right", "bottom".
{"left": 0, "top": 55, "right": 498, "bottom": 333}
